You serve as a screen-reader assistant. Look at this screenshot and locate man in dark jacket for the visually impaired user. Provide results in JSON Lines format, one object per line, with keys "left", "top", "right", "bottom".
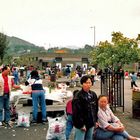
{"left": 72, "top": 75, "right": 98, "bottom": 140}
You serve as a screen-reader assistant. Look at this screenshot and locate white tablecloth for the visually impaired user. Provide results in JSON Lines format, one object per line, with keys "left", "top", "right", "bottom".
{"left": 10, "top": 86, "right": 73, "bottom": 104}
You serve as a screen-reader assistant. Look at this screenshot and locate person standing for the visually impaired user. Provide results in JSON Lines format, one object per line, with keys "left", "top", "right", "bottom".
{"left": 124, "top": 70, "right": 129, "bottom": 79}
{"left": 130, "top": 72, "right": 138, "bottom": 89}
{"left": 65, "top": 66, "right": 71, "bottom": 78}
{"left": 65, "top": 90, "right": 79, "bottom": 140}
{"left": 0, "top": 66, "right": 20, "bottom": 127}
{"left": 72, "top": 75, "right": 98, "bottom": 140}
{"left": 90, "top": 65, "right": 96, "bottom": 84}
{"left": 12, "top": 67, "right": 19, "bottom": 85}
{"left": 25, "top": 70, "right": 47, "bottom": 124}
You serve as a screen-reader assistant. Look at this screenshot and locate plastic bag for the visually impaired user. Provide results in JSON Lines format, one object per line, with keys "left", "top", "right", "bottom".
{"left": 46, "top": 116, "right": 66, "bottom": 140}
{"left": 17, "top": 112, "right": 30, "bottom": 127}
{"left": 20, "top": 85, "right": 32, "bottom": 94}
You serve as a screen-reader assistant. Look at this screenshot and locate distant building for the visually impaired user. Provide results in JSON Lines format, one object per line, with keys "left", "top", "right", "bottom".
{"left": 18, "top": 52, "right": 90, "bottom": 69}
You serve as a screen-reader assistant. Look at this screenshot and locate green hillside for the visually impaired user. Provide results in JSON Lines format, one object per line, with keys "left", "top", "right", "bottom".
{"left": 6, "top": 36, "right": 46, "bottom": 55}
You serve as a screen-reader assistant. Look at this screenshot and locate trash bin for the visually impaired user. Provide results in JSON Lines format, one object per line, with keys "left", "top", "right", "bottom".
{"left": 132, "top": 91, "right": 140, "bottom": 118}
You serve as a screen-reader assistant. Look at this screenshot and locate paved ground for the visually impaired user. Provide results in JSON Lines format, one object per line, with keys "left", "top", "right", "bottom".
{"left": 0, "top": 78, "right": 140, "bottom": 140}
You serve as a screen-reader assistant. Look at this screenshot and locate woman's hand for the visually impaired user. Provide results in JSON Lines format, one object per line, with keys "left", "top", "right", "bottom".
{"left": 107, "top": 124, "right": 125, "bottom": 132}
{"left": 81, "top": 125, "right": 86, "bottom": 132}
{"left": 116, "top": 121, "right": 124, "bottom": 127}
{"left": 95, "top": 122, "right": 99, "bottom": 128}
{"left": 115, "top": 125, "right": 125, "bottom": 132}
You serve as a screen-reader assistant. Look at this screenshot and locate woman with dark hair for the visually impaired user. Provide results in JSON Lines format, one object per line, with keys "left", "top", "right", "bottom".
{"left": 72, "top": 75, "right": 98, "bottom": 140}
{"left": 25, "top": 70, "right": 47, "bottom": 124}
{"left": 95, "top": 95, "right": 138, "bottom": 140}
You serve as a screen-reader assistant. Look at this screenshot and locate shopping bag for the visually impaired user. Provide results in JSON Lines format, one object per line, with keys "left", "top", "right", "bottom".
{"left": 46, "top": 116, "right": 66, "bottom": 140}
{"left": 17, "top": 112, "right": 30, "bottom": 127}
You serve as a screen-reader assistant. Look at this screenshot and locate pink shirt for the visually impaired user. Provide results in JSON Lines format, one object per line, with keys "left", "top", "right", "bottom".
{"left": 66, "top": 99, "right": 72, "bottom": 115}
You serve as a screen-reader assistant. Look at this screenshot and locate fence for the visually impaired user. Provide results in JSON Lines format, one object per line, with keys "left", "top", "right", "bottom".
{"left": 101, "top": 71, "right": 124, "bottom": 111}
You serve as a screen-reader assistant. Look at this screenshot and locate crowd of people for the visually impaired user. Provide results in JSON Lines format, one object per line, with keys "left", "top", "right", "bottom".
{"left": 0, "top": 64, "right": 139, "bottom": 140}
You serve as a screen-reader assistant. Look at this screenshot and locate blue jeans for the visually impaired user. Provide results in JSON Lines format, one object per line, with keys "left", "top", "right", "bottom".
{"left": 32, "top": 91, "right": 47, "bottom": 121}
{"left": 14, "top": 77, "right": 19, "bottom": 85}
{"left": 0, "top": 94, "right": 10, "bottom": 122}
{"left": 112, "top": 135, "right": 125, "bottom": 140}
{"left": 95, "top": 128, "right": 129, "bottom": 140}
{"left": 65, "top": 114, "right": 73, "bottom": 140}
{"left": 74, "top": 126, "right": 94, "bottom": 140}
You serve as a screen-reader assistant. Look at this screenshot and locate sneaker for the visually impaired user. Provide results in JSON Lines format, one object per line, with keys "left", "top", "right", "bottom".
{"left": 42, "top": 119, "right": 48, "bottom": 125}
{"left": 3, "top": 121, "right": 14, "bottom": 128}
{"left": 31, "top": 120, "right": 37, "bottom": 125}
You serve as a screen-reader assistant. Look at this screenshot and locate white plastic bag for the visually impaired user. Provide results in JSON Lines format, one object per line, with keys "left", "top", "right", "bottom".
{"left": 17, "top": 112, "right": 30, "bottom": 127}
{"left": 20, "top": 85, "right": 32, "bottom": 94}
{"left": 46, "top": 116, "right": 66, "bottom": 140}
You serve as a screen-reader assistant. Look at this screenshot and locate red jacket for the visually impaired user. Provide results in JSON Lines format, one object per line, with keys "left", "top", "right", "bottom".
{"left": 66, "top": 99, "right": 72, "bottom": 115}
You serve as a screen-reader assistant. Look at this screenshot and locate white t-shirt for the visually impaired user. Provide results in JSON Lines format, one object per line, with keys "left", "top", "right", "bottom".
{"left": 27, "top": 78, "right": 42, "bottom": 85}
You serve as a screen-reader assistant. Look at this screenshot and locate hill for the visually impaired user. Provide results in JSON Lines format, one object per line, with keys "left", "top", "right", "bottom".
{"left": 6, "top": 36, "right": 46, "bottom": 55}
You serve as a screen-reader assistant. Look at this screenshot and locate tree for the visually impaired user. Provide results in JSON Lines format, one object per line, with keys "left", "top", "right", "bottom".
{"left": 90, "top": 41, "right": 115, "bottom": 68}
{"left": 90, "top": 32, "right": 140, "bottom": 70}
{"left": 0, "top": 32, "right": 7, "bottom": 63}
{"left": 136, "top": 34, "right": 140, "bottom": 41}
{"left": 3, "top": 54, "right": 12, "bottom": 65}
{"left": 111, "top": 32, "right": 139, "bottom": 66}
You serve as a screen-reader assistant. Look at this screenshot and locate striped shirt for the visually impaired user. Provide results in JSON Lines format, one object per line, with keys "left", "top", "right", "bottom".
{"left": 98, "top": 105, "right": 119, "bottom": 129}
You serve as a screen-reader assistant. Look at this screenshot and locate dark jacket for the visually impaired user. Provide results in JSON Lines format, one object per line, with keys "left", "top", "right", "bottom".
{"left": 72, "top": 89, "right": 98, "bottom": 129}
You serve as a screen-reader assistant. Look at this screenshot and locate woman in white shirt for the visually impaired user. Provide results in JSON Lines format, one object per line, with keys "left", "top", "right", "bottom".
{"left": 95, "top": 95, "right": 138, "bottom": 140}
{"left": 25, "top": 70, "right": 47, "bottom": 124}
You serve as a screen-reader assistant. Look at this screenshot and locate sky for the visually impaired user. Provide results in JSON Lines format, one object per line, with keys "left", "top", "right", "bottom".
{"left": 0, "top": 0, "right": 140, "bottom": 49}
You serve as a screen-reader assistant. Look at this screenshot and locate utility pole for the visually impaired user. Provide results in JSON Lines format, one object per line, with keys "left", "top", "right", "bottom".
{"left": 90, "top": 26, "right": 96, "bottom": 47}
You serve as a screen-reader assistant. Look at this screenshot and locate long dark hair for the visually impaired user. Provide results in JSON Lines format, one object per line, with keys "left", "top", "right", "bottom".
{"left": 30, "top": 70, "right": 40, "bottom": 80}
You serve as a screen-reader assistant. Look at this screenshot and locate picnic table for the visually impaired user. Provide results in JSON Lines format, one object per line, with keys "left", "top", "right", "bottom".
{"left": 10, "top": 85, "right": 73, "bottom": 114}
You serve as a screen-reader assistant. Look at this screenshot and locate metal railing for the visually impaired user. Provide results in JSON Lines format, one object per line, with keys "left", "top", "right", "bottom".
{"left": 101, "top": 71, "right": 124, "bottom": 111}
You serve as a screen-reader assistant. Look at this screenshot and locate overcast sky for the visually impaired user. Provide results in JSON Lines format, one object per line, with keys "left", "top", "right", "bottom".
{"left": 0, "top": 0, "right": 140, "bottom": 49}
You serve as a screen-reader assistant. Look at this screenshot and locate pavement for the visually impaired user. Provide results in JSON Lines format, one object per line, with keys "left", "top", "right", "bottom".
{"left": 0, "top": 77, "right": 140, "bottom": 140}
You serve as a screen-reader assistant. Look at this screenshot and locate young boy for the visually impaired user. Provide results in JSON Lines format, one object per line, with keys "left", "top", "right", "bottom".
{"left": 65, "top": 90, "right": 79, "bottom": 140}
